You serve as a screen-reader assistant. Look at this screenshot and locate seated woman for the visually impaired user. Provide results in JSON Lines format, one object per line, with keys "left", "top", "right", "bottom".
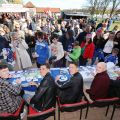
{"left": 84, "top": 62, "right": 110, "bottom": 101}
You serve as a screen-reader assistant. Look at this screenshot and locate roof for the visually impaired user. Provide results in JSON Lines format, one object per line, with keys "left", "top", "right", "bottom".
{"left": 36, "top": 7, "right": 61, "bottom": 13}
{"left": 24, "top": 1, "right": 60, "bottom": 13}
{"left": 24, "top": 1, "right": 35, "bottom": 8}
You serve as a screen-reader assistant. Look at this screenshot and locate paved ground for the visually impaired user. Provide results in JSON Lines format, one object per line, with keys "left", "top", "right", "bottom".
{"left": 47, "top": 106, "right": 120, "bottom": 120}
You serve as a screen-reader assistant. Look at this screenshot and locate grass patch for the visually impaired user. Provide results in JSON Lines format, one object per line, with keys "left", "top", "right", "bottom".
{"left": 110, "top": 21, "right": 120, "bottom": 30}
{"left": 96, "top": 20, "right": 120, "bottom": 31}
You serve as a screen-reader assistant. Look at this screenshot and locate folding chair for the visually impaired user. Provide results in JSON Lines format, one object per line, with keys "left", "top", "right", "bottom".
{"left": 105, "top": 98, "right": 120, "bottom": 120}
{"left": 57, "top": 97, "right": 89, "bottom": 120}
{"left": 27, "top": 106, "right": 56, "bottom": 120}
{"left": 89, "top": 97, "right": 120, "bottom": 120}
{"left": 0, "top": 100, "right": 24, "bottom": 120}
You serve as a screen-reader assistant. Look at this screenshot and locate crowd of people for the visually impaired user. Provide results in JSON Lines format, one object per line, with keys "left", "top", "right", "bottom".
{"left": 0, "top": 13, "right": 120, "bottom": 119}
{"left": 0, "top": 13, "right": 120, "bottom": 70}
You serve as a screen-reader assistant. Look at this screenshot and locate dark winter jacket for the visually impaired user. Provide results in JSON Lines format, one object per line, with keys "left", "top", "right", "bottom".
{"left": 30, "top": 73, "right": 56, "bottom": 111}
{"left": 56, "top": 72, "right": 83, "bottom": 104}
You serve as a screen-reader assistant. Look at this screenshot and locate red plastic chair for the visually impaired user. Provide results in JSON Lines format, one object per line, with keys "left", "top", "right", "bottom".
{"left": 57, "top": 97, "right": 89, "bottom": 120}
{"left": 109, "top": 96, "right": 120, "bottom": 120}
{"left": 27, "top": 106, "right": 56, "bottom": 120}
{"left": 89, "top": 97, "right": 120, "bottom": 120}
{"left": 0, "top": 100, "right": 24, "bottom": 120}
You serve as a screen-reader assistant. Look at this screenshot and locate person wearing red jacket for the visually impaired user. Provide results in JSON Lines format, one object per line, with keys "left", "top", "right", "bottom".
{"left": 85, "top": 62, "right": 110, "bottom": 101}
{"left": 79, "top": 33, "right": 95, "bottom": 66}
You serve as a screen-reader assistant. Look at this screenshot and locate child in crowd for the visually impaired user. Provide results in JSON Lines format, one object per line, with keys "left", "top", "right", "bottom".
{"left": 34, "top": 32, "right": 49, "bottom": 68}
{"left": 104, "top": 48, "right": 119, "bottom": 65}
{"left": 65, "top": 41, "right": 81, "bottom": 66}
{"left": 49, "top": 34, "right": 64, "bottom": 67}
{"left": 94, "top": 48, "right": 119, "bottom": 65}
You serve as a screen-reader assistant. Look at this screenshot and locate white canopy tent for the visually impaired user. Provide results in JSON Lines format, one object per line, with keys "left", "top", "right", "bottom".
{"left": 0, "top": 4, "right": 29, "bottom": 13}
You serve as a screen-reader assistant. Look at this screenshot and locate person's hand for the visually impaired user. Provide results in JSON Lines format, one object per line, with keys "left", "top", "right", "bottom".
{"left": 8, "top": 74, "right": 13, "bottom": 78}
{"left": 64, "top": 51, "right": 67, "bottom": 56}
{"left": 46, "top": 60, "right": 49, "bottom": 64}
{"left": 94, "top": 59, "right": 99, "bottom": 65}
{"left": 29, "top": 81, "right": 37, "bottom": 86}
{"left": 16, "top": 79, "right": 21, "bottom": 84}
{"left": 83, "top": 85, "right": 93, "bottom": 103}
{"left": 53, "top": 59, "right": 57, "bottom": 62}
{"left": 9, "top": 43, "right": 13, "bottom": 47}
{"left": 55, "top": 75, "right": 60, "bottom": 82}
{"left": 87, "top": 59, "right": 92, "bottom": 65}
{"left": 66, "top": 52, "right": 70, "bottom": 56}
{"left": 114, "top": 71, "right": 120, "bottom": 75}
{"left": 85, "top": 42, "right": 88, "bottom": 46}
{"left": 114, "top": 42, "right": 118, "bottom": 45}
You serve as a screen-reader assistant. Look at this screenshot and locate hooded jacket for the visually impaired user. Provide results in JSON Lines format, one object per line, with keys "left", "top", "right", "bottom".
{"left": 35, "top": 40, "right": 49, "bottom": 64}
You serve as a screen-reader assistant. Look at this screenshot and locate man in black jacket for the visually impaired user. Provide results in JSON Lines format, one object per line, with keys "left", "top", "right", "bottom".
{"left": 55, "top": 62, "right": 83, "bottom": 104}
{"left": 30, "top": 64, "right": 56, "bottom": 111}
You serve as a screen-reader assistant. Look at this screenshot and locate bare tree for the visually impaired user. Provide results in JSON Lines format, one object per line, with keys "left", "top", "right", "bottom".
{"left": 110, "top": 0, "right": 120, "bottom": 17}
{"left": 101, "top": 0, "right": 111, "bottom": 18}
{"left": 87, "top": 0, "right": 102, "bottom": 15}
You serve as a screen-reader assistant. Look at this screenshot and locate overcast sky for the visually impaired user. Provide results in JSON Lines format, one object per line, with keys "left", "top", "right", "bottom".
{"left": 23, "top": 0, "right": 88, "bottom": 9}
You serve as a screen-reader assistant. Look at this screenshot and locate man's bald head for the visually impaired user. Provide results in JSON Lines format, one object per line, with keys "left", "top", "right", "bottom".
{"left": 96, "top": 62, "right": 107, "bottom": 74}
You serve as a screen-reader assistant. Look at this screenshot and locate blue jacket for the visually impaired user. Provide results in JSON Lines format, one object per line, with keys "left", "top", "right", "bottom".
{"left": 35, "top": 40, "right": 49, "bottom": 64}
{"left": 105, "top": 54, "right": 118, "bottom": 64}
{"left": 97, "top": 49, "right": 105, "bottom": 61}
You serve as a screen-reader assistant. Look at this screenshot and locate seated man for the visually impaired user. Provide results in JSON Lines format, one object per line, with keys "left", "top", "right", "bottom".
{"left": 85, "top": 62, "right": 110, "bottom": 101}
{"left": 55, "top": 62, "right": 83, "bottom": 104}
{"left": 30, "top": 64, "right": 56, "bottom": 111}
{"left": 109, "top": 70, "right": 120, "bottom": 98}
{"left": 0, "top": 65, "right": 23, "bottom": 113}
